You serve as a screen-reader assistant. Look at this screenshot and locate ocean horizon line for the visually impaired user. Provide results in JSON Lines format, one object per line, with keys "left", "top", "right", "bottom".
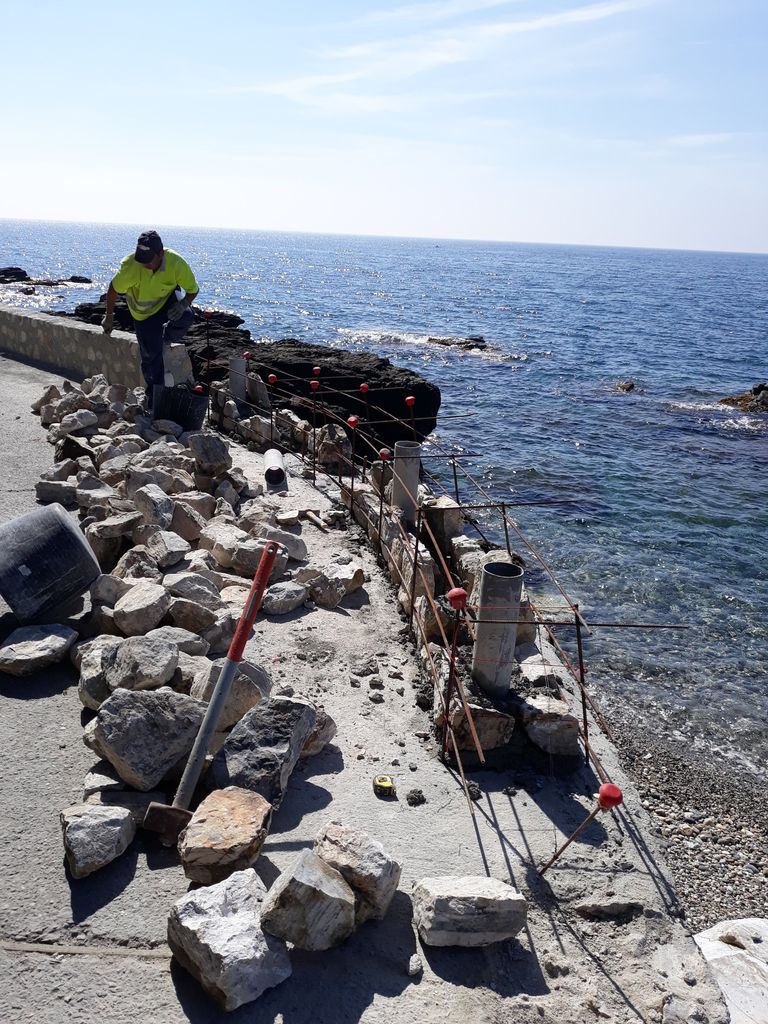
{"left": 1, "top": 216, "right": 766, "bottom": 260}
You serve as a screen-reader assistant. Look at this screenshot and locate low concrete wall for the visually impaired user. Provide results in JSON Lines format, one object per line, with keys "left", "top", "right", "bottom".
{"left": 0, "top": 306, "right": 192, "bottom": 388}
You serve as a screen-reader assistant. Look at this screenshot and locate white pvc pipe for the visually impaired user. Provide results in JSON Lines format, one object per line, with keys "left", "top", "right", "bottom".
{"left": 392, "top": 440, "right": 421, "bottom": 526}
{"left": 264, "top": 448, "right": 286, "bottom": 486}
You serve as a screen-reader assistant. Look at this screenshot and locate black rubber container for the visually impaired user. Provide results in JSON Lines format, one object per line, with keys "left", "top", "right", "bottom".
{"left": 0, "top": 504, "right": 101, "bottom": 623}
{"left": 151, "top": 384, "right": 208, "bottom": 432}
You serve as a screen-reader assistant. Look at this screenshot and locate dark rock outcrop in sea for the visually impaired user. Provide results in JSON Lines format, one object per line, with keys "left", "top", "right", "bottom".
{"left": 720, "top": 382, "right": 768, "bottom": 413}
{"left": 55, "top": 296, "right": 441, "bottom": 445}
{"left": 0, "top": 266, "right": 92, "bottom": 285}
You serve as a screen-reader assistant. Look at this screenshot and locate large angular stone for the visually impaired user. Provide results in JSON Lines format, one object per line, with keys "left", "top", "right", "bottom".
{"left": 82, "top": 760, "right": 126, "bottom": 798}
{"left": 300, "top": 708, "right": 338, "bottom": 758}
{"left": 113, "top": 581, "right": 170, "bottom": 636}
{"left": 60, "top": 803, "right": 136, "bottom": 879}
{"left": 83, "top": 689, "right": 206, "bottom": 790}
{"left": 520, "top": 692, "right": 581, "bottom": 756}
{"left": 133, "top": 483, "right": 175, "bottom": 528}
{"left": 209, "top": 698, "right": 315, "bottom": 806}
{"left": 231, "top": 538, "right": 289, "bottom": 581}
{"left": 163, "top": 571, "right": 223, "bottom": 611}
{"left": 412, "top": 876, "right": 527, "bottom": 947}
{"left": 88, "top": 511, "right": 143, "bottom": 540}
{"left": 199, "top": 520, "right": 248, "bottom": 568}
{"left": 170, "top": 500, "right": 207, "bottom": 542}
{"left": 112, "top": 546, "right": 162, "bottom": 583}
{"left": 103, "top": 636, "right": 178, "bottom": 691}
{"left": 35, "top": 479, "right": 77, "bottom": 505}
{"left": 0, "top": 625, "right": 78, "bottom": 677}
{"left": 145, "top": 529, "right": 191, "bottom": 568}
{"left": 262, "top": 581, "right": 307, "bottom": 616}
{"left": 187, "top": 432, "right": 232, "bottom": 475}
{"left": 78, "top": 635, "right": 122, "bottom": 710}
{"left": 146, "top": 625, "right": 210, "bottom": 656}
{"left": 169, "top": 598, "right": 218, "bottom": 633}
{"left": 261, "top": 849, "right": 356, "bottom": 951}
{"left": 178, "top": 787, "right": 272, "bottom": 885}
{"left": 694, "top": 918, "right": 768, "bottom": 1024}
{"left": 90, "top": 573, "right": 133, "bottom": 607}
{"left": 190, "top": 659, "right": 271, "bottom": 730}
{"left": 168, "top": 869, "right": 290, "bottom": 1011}
{"left": 313, "top": 820, "right": 401, "bottom": 922}
{"left": 59, "top": 409, "right": 98, "bottom": 435}
{"left": 249, "top": 525, "right": 307, "bottom": 562}
{"left": 174, "top": 490, "right": 217, "bottom": 519}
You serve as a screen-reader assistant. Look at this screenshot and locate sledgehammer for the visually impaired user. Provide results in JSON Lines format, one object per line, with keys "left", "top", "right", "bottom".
{"left": 143, "top": 542, "right": 279, "bottom": 846}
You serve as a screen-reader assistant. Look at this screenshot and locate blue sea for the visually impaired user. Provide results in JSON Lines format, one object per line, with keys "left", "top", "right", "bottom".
{"left": 2, "top": 220, "right": 766, "bottom": 779}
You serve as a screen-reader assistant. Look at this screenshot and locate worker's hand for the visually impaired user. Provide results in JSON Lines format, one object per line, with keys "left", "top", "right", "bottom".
{"left": 101, "top": 313, "right": 114, "bottom": 335}
{"left": 167, "top": 300, "right": 187, "bottom": 322}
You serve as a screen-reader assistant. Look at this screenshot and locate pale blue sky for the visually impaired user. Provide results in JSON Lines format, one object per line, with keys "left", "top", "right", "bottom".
{"left": 1, "top": 0, "right": 765, "bottom": 250}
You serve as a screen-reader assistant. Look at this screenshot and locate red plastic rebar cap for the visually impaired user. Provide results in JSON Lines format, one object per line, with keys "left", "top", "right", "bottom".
{"left": 193, "top": 385, "right": 204, "bottom": 393}
{"left": 347, "top": 415, "right": 359, "bottom": 429}
{"left": 203, "top": 310, "right": 212, "bottom": 319}
{"left": 312, "top": 366, "right": 321, "bottom": 377}
{"left": 405, "top": 395, "right": 416, "bottom": 407}
{"left": 268, "top": 374, "right": 277, "bottom": 385}
{"left": 310, "top": 380, "right": 320, "bottom": 391}
{"left": 379, "top": 447, "right": 391, "bottom": 462}
{"left": 447, "top": 587, "right": 468, "bottom": 611}
{"left": 598, "top": 783, "right": 623, "bottom": 810}
{"left": 243, "top": 351, "right": 250, "bottom": 359}
{"left": 360, "top": 383, "right": 369, "bottom": 394}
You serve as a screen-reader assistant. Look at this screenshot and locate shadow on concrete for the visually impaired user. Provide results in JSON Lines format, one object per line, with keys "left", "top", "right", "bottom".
{"left": 67, "top": 843, "right": 141, "bottom": 924}
{"left": 170, "top": 889, "right": 417, "bottom": 1024}
{"left": 297, "top": 745, "right": 344, "bottom": 781}
{"left": 421, "top": 933, "right": 549, "bottom": 997}
{"left": 0, "top": 663, "right": 77, "bottom": 699}
{"left": 269, "top": 777, "right": 334, "bottom": 834}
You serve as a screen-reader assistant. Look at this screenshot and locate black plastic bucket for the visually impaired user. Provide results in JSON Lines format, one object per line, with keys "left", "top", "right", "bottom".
{"left": 0, "top": 503, "right": 101, "bottom": 623}
{"left": 152, "top": 384, "right": 208, "bottom": 432}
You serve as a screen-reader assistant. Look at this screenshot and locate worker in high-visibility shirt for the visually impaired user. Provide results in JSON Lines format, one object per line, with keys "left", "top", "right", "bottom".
{"left": 102, "top": 230, "right": 199, "bottom": 391}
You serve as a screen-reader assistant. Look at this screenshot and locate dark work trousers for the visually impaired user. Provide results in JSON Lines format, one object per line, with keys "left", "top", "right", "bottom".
{"left": 133, "top": 294, "right": 195, "bottom": 389}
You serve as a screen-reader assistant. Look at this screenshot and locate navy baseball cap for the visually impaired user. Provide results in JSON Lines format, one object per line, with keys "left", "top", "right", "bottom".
{"left": 134, "top": 230, "right": 163, "bottom": 264}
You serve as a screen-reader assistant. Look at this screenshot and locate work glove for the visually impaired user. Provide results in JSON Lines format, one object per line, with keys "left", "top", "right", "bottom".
{"left": 101, "top": 313, "right": 114, "bottom": 335}
{"left": 167, "top": 300, "right": 187, "bottom": 322}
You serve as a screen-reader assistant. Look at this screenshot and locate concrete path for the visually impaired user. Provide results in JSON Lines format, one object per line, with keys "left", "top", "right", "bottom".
{"left": 0, "top": 355, "right": 727, "bottom": 1024}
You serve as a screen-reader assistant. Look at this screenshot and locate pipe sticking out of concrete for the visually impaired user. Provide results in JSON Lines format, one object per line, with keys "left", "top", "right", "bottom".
{"left": 264, "top": 448, "right": 286, "bottom": 486}
{"left": 229, "top": 355, "right": 247, "bottom": 401}
{"left": 392, "top": 440, "right": 421, "bottom": 526}
{"left": 471, "top": 561, "right": 524, "bottom": 700}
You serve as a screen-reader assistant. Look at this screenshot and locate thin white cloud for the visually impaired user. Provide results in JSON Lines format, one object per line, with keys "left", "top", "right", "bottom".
{"left": 354, "top": 0, "right": 526, "bottom": 28}
{"left": 668, "top": 132, "right": 736, "bottom": 147}
{"left": 214, "top": 0, "right": 648, "bottom": 106}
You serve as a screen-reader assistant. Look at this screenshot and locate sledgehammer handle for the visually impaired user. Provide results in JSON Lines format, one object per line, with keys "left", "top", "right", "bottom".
{"left": 171, "top": 542, "right": 278, "bottom": 812}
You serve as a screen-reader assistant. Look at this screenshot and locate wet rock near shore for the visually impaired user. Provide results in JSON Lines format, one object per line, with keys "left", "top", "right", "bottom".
{"left": 720, "top": 381, "right": 768, "bottom": 413}
{"left": 0, "top": 266, "right": 92, "bottom": 285}
{"left": 53, "top": 296, "right": 442, "bottom": 445}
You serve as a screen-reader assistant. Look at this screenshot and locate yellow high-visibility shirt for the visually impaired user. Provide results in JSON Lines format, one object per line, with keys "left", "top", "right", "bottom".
{"left": 111, "top": 249, "right": 199, "bottom": 321}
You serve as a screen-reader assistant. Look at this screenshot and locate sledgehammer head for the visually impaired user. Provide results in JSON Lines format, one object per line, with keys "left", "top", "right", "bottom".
{"left": 142, "top": 802, "right": 193, "bottom": 847}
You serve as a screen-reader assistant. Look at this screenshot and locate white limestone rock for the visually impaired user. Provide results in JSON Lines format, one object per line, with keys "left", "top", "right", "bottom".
{"left": 133, "top": 483, "right": 175, "bottom": 528}
{"left": 261, "top": 849, "right": 356, "bottom": 951}
{"left": 78, "top": 635, "right": 122, "bottom": 710}
{"left": 103, "top": 635, "right": 178, "bottom": 691}
{"left": 113, "top": 581, "right": 170, "bottom": 636}
{"left": 162, "top": 571, "right": 223, "bottom": 611}
{"left": 60, "top": 802, "right": 136, "bottom": 879}
{"left": 262, "top": 581, "right": 308, "bottom": 616}
{"left": 0, "top": 624, "right": 78, "bottom": 677}
{"left": 187, "top": 432, "right": 233, "bottom": 476}
{"left": 694, "top": 918, "right": 768, "bottom": 1024}
{"left": 169, "top": 597, "right": 219, "bottom": 633}
{"left": 145, "top": 529, "right": 191, "bottom": 568}
{"left": 249, "top": 524, "right": 307, "bottom": 562}
{"left": 313, "top": 820, "right": 401, "bottom": 923}
{"left": 412, "top": 876, "right": 527, "bottom": 947}
{"left": 146, "top": 625, "right": 210, "bottom": 656}
{"left": 167, "top": 869, "right": 291, "bottom": 1011}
